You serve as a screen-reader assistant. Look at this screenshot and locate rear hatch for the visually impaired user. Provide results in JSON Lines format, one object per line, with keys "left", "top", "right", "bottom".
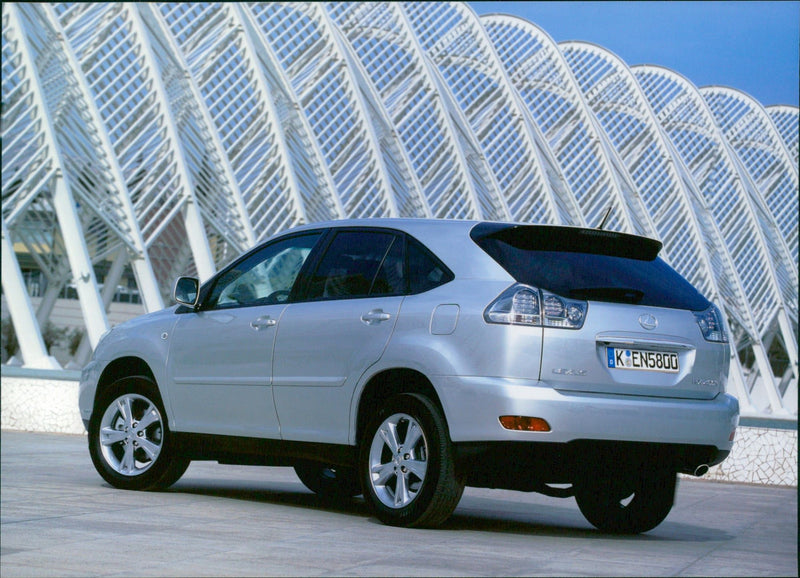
{"left": 472, "top": 224, "right": 728, "bottom": 400}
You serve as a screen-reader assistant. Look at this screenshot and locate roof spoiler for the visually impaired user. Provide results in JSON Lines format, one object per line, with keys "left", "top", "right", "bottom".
{"left": 470, "top": 223, "right": 662, "bottom": 261}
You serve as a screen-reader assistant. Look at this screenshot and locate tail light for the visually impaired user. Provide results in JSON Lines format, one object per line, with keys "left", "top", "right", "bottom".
{"left": 484, "top": 284, "right": 587, "bottom": 329}
{"left": 693, "top": 304, "right": 728, "bottom": 342}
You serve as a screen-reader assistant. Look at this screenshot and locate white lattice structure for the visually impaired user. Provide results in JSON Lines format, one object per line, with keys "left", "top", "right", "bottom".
{"left": 767, "top": 105, "right": 799, "bottom": 166}
{"left": 2, "top": 2, "right": 797, "bottom": 419}
{"left": 402, "top": 2, "right": 582, "bottom": 226}
{"left": 633, "top": 65, "right": 798, "bottom": 416}
{"left": 482, "top": 17, "right": 655, "bottom": 238}
{"left": 326, "top": 2, "right": 489, "bottom": 220}
{"left": 701, "top": 87, "right": 799, "bottom": 264}
{"left": 558, "top": 42, "right": 795, "bottom": 417}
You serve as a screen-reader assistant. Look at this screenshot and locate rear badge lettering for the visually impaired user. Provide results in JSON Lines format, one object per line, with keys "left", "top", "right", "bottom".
{"left": 552, "top": 368, "right": 587, "bottom": 376}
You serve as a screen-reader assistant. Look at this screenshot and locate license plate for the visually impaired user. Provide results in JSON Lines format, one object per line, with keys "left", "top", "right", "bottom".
{"left": 607, "top": 347, "right": 679, "bottom": 373}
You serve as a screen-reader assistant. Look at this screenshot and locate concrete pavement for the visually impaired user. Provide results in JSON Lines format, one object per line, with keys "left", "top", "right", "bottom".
{"left": 1, "top": 430, "right": 796, "bottom": 577}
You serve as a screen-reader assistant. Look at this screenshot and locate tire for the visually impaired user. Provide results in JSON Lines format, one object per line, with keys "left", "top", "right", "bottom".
{"left": 360, "top": 393, "right": 465, "bottom": 528}
{"left": 294, "top": 462, "right": 361, "bottom": 499}
{"left": 88, "top": 376, "right": 189, "bottom": 491}
{"left": 574, "top": 463, "right": 677, "bottom": 534}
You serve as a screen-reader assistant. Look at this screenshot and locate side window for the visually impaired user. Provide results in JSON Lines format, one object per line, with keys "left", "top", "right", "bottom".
{"left": 206, "top": 233, "right": 321, "bottom": 309}
{"left": 371, "top": 235, "right": 405, "bottom": 295}
{"left": 407, "top": 237, "right": 452, "bottom": 294}
{"left": 306, "top": 231, "right": 398, "bottom": 300}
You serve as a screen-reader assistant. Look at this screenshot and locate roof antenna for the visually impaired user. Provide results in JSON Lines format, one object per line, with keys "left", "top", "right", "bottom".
{"left": 597, "top": 205, "right": 613, "bottom": 230}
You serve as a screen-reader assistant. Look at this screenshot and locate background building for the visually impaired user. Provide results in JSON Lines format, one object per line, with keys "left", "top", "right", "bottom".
{"left": 2, "top": 2, "right": 797, "bottom": 420}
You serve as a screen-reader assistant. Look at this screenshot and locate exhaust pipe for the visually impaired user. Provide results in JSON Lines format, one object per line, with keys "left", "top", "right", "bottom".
{"left": 693, "top": 464, "right": 709, "bottom": 477}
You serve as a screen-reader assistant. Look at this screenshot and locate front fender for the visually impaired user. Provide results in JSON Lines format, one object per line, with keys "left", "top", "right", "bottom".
{"left": 85, "top": 309, "right": 180, "bottom": 420}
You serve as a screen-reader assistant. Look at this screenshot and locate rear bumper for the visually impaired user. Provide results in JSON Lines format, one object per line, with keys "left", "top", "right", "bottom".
{"left": 436, "top": 375, "right": 739, "bottom": 453}
{"left": 456, "top": 440, "right": 729, "bottom": 488}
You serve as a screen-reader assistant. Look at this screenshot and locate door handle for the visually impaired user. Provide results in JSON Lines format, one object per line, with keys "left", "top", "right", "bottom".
{"left": 250, "top": 315, "right": 277, "bottom": 330}
{"left": 361, "top": 309, "right": 391, "bottom": 325}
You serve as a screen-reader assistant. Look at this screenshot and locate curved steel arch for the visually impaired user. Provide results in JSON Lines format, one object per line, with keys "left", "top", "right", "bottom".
{"left": 483, "top": 16, "right": 656, "bottom": 238}
{"left": 242, "top": 2, "right": 405, "bottom": 219}
{"left": 560, "top": 42, "right": 733, "bottom": 301}
{"left": 324, "top": 2, "right": 491, "bottom": 220}
{"left": 235, "top": 4, "right": 346, "bottom": 228}
{"left": 151, "top": 2, "right": 342, "bottom": 241}
{"left": 148, "top": 2, "right": 286, "bottom": 242}
{"left": 324, "top": 11, "right": 430, "bottom": 219}
{"left": 766, "top": 105, "right": 799, "bottom": 166}
{"left": 634, "top": 64, "right": 797, "bottom": 415}
{"left": 51, "top": 2, "right": 216, "bottom": 286}
{"left": 3, "top": 2, "right": 797, "bottom": 419}
{"left": 559, "top": 41, "right": 776, "bottom": 414}
{"left": 401, "top": 1, "right": 583, "bottom": 226}
{"left": 701, "top": 87, "right": 799, "bottom": 264}
{"left": 137, "top": 5, "right": 256, "bottom": 260}
{"left": 2, "top": 4, "right": 103, "bottom": 368}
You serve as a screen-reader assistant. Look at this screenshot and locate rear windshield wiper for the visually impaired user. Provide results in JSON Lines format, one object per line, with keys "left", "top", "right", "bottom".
{"left": 568, "top": 287, "right": 645, "bottom": 304}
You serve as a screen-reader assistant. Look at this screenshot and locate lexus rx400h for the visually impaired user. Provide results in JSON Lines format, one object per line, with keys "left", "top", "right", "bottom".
{"left": 80, "top": 219, "right": 738, "bottom": 533}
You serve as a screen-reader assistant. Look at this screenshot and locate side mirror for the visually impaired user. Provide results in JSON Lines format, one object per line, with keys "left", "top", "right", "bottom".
{"left": 174, "top": 276, "right": 200, "bottom": 307}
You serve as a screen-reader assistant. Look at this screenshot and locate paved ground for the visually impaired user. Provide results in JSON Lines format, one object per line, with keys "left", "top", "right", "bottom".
{"left": 1, "top": 431, "right": 796, "bottom": 577}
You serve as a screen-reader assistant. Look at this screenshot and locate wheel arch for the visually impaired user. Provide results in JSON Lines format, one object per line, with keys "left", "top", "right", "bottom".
{"left": 95, "top": 357, "right": 158, "bottom": 409}
{"left": 354, "top": 368, "right": 447, "bottom": 445}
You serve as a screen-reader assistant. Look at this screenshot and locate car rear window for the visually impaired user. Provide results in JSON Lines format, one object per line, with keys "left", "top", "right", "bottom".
{"left": 471, "top": 223, "right": 710, "bottom": 311}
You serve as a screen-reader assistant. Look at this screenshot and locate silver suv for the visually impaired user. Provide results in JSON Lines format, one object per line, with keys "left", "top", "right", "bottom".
{"left": 79, "top": 219, "right": 739, "bottom": 533}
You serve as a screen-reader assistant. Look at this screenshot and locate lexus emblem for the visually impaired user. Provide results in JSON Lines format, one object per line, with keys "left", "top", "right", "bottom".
{"left": 638, "top": 313, "right": 658, "bottom": 330}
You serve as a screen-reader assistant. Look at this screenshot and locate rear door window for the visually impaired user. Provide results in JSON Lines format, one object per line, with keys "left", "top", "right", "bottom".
{"left": 472, "top": 223, "right": 710, "bottom": 311}
{"left": 303, "top": 229, "right": 454, "bottom": 300}
{"left": 306, "top": 231, "right": 399, "bottom": 300}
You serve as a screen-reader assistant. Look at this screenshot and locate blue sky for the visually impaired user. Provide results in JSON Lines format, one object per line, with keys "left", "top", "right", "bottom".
{"left": 468, "top": 1, "right": 799, "bottom": 107}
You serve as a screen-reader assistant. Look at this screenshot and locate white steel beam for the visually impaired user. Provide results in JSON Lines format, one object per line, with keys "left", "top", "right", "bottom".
{"left": 484, "top": 16, "right": 656, "bottom": 237}
{"left": 325, "top": 15, "right": 430, "bottom": 218}
{"left": 1, "top": 218, "right": 61, "bottom": 369}
{"left": 138, "top": 4, "right": 257, "bottom": 251}
{"left": 236, "top": 3, "right": 345, "bottom": 226}
{"left": 244, "top": 3, "right": 399, "bottom": 219}
{"left": 41, "top": 4, "right": 165, "bottom": 313}
{"left": 125, "top": 5, "right": 215, "bottom": 282}
{"left": 327, "top": 2, "right": 490, "bottom": 220}
{"left": 5, "top": 3, "right": 110, "bottom": 350}
{"left": 702, "top": 87, "right": 799, "bottom": 265}
{"left": 401, "top": 1, "right": 581, "bottom": 226}
{"left": 766, "top": 105, "right": 799, "bottom": 166}
{"left": 51, "top": 174, "right": 110, "bottom": 348}
{"left": 633, "top": 64, "right": 796, "bottom": 415}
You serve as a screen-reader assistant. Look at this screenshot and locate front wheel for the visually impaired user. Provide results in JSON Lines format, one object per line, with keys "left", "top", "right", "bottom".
{"left": 360, "top": 393, "right": 464, "bottom": 528}
{"left": 574, "top": 464, "right": 677, "bottom": 534}
{"left": 88, "top": 376, "right": 189, "bottom": 491}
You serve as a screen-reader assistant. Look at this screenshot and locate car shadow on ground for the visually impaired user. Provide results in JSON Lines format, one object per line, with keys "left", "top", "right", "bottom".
{"left": 444, "top": 509, "right": 734, "bottom": 542}
{"left": 168, "top": 477, "right": 373, "bottom": 518}
{"left": 165, "top": 478, "right": 734, "bottom": 543}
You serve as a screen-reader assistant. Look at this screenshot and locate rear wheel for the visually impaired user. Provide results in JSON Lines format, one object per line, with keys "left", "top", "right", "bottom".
{"left": 574, "top": 463, "right": 676, "bottom": 534}
{"left": 88, "top": 376, "right": 189, "bottom": 491}
{"left": 360, "top": 393, "right": 464, "bottom": 528}
{"left": 294, "top": 463, "right": 361, "bottom": 499}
